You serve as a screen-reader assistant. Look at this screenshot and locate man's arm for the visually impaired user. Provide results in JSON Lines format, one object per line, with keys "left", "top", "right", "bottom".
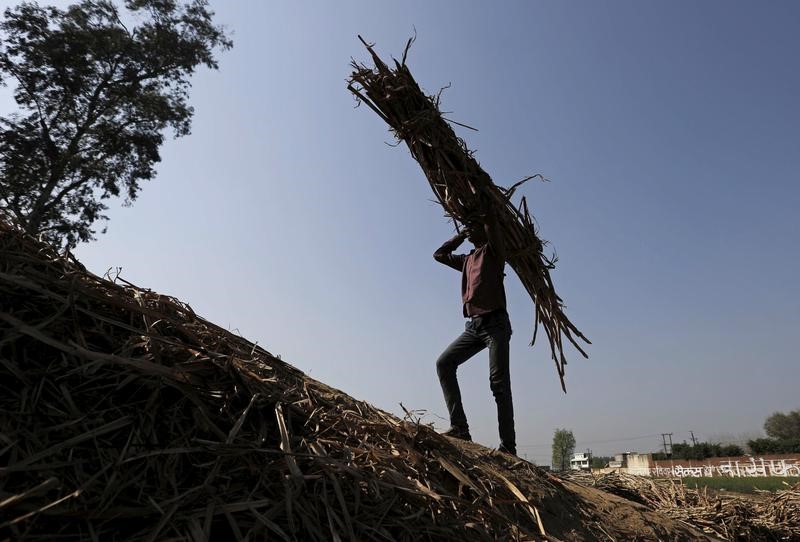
{"left": 434, "top": 231, "right": 468, "bottom": 271}
{"left": 484, "top": 210, "right": 506, "bottom": 260}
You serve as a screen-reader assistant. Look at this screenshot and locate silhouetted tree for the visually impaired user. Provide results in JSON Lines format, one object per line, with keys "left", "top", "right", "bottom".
{"left": 0, "top": 0, "right": 231, "bottom": 248}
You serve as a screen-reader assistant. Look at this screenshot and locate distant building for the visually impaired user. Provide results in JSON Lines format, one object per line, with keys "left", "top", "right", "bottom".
{"left": 570, "top": 451, "right": 592, "bottom": 471}
{"left": 594, "top": 452, "right": 653, "bottom": 475}
{"left": 608, "top": 452, "right": 631, "bottom": 469}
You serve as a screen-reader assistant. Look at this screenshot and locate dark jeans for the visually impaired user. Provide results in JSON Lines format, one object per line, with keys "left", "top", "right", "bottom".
{"left": 436, "top": 310, "right": 515, "bottom": 449}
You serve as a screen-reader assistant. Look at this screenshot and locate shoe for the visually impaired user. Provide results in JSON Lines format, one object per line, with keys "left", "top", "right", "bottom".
{"left": 442, "top": 426, "right": 472, "bottom": 441}
{"left": 498, "top": 443, "right": 517, "bottom": 456}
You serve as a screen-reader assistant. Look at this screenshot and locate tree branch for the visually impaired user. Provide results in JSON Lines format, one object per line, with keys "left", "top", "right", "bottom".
{"left": 6, "top": 66, "right": 58, "bottom": 164}
{"left": 48, "top": 172, "right": 96, "bottom": 211}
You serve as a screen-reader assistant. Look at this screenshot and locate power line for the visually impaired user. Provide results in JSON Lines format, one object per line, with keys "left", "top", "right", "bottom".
{"left": 518, "top": 432, "right": 664, "bottom": 449}
{"left": 517, "top": 429, "right": 750, "bottom": 451}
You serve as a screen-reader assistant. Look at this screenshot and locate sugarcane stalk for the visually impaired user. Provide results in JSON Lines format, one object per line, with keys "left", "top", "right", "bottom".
{"left": 349, "top": 37, "right": 590, "bottom": 391}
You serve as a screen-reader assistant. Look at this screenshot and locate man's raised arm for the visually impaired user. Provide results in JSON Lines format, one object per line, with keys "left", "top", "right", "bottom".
{"left": 434, "top": 231, "right": 467, "bottom": 271}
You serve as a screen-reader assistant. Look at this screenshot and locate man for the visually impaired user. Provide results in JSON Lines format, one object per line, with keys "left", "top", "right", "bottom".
{"left": 433, "top": 211, "right": 516, "bottom": 455}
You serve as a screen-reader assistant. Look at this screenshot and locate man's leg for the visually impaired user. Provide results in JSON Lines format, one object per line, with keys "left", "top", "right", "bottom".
{"left": 479, "top": 314, "right": 516, "bottom": 453}
{"left": 488, "top": 336, "right": 515, "bottom": 452}
{"left": 436, "top": 325, "right": 485, "bottom": 435}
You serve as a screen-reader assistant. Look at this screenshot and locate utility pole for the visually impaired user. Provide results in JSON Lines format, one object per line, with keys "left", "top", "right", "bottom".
{"left": 690, "top": 431, "right": 698, "bottom": 446}
{"left": 661, "top": 433, "right": 673, "bottom": 457}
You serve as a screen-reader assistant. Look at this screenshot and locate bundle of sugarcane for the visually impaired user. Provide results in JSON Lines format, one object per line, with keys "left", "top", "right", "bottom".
{"left": 348, "top": 37, "right": 590, "bottom": 391}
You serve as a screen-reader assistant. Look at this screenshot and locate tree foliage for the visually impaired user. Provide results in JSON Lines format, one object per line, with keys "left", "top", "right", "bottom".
{"left": 764, "top": 409, "right": 800, "bottom": 440}
{"left": 748, "top": 438, "right": 800, "bottom": 455}
{"left": 669, "top": 442, "right": 744, "bottom": 460}
{"left": 591, "top": 455, "right": 612, "bottom": 469}
{"left": 551, "top": 428, "right": 575, "bottom": 471}
{"left": 743, "top": 410, "right": 800, "bottom": 455}
{"left": 0, "top": 0, "right": 231, "bottom": 248}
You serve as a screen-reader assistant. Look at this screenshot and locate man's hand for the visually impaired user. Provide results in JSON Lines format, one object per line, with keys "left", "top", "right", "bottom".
{"left": 434, "top": 229, "right": 469, "bottom": 270}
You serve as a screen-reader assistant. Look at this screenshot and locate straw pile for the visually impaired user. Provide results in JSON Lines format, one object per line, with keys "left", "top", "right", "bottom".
{"left": 566, "top": 472, "right": 800, "bottom": 541}
{"left": 2, "top": 220, "right": 670, "bottom": 541}
{"left": 347, "top": 37, "right": 590, "bottom": 392}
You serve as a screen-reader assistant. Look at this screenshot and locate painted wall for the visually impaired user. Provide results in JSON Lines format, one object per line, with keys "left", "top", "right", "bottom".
{"left": 626, "top": 453, "right": 652, "bottom": 476}
{"left": 650, "top": 455, "right": 800, "bottom": 478}
{"left": 593, "top": 454, "right": 800, "bottom": 478}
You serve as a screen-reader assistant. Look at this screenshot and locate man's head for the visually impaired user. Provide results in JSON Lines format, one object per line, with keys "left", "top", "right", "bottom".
{"left": 465, "top": 222, "right": 487, "bottom": 246}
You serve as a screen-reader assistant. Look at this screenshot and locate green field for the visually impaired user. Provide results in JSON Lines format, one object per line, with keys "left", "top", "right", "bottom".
{"left": 681, "top": 477, "right": 800, "bottom": 493}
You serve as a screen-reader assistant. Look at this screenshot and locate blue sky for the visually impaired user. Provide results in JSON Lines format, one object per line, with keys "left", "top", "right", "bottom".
{"left": 5, "top": 1, "right": 798, "bottom": 464}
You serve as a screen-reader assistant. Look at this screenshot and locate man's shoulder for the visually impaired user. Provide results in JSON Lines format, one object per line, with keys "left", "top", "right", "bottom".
{"left": 476, "top": 244, "right": 505, "bottom": 265}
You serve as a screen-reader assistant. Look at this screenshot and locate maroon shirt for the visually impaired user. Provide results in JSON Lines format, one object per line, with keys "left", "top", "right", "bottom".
{"left": 434, "top": 230, "right": 507, "bottom": 317}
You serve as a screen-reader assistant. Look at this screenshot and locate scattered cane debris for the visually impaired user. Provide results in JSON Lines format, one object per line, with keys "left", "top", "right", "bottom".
{"left": 563, "top": 471, "right": 800, "bottom": 541}
{"left": 0, "top": 220, "right": 707, "bottom": 540}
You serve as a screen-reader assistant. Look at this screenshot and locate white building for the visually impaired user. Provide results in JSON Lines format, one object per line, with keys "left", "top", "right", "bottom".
{"left": 570, "top": 451, "right": 592, "bottom": 471}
